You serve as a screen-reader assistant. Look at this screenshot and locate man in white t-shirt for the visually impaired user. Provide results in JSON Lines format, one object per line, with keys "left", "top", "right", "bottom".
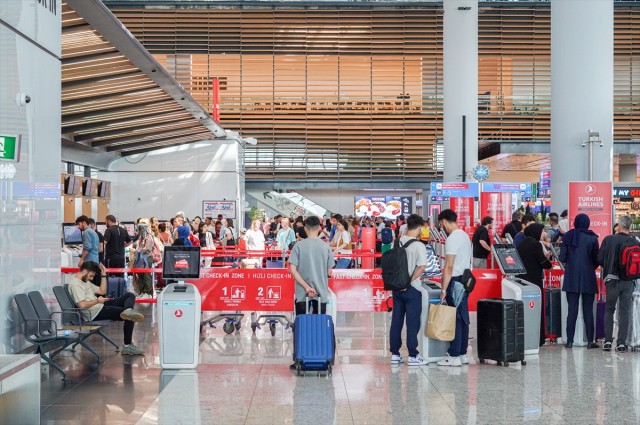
{"left": 437, "top": 209, "right": 472, "bottom": 367}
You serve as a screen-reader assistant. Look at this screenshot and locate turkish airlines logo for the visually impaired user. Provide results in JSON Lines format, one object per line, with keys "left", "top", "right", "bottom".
{"left": 529, "top": 301, "right": 535, "bottom": 309}
{"left": 174, "top": 309, "right": 183, "bottom": 318}
{"left": 175, "top": 259, "right": 189, "bottom": 268}
{"left": 585, "top": 184, "right": 597, "bottom": 196}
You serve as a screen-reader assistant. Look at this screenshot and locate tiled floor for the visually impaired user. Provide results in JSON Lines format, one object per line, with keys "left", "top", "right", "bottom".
{"left": 38, "top": 304, "right": 640, "bottom": 424}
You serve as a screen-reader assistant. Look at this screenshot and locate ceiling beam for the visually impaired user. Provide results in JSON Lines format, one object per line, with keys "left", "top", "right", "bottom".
{"left": 62, "top": 23, "right": 93, "bottom": 34}
{"left": 119, "top": 139, "right": 214, "bottom": 156}
{"left": 62, "top": 100, "right": 174, "bottom": 123}
{"left": 90, "top": 127, "right": 201, "bottom": 147}
{"left": 62, "top": 51, "right": 122, "bottom": 65}
{"left": 73, "top": 117, "right": 196, "bottom": 142}
{"left": 61, "top": 87, "right": 162, "bottom": 108}
{"left": 61, "top": 70, "right": 141, "bottom": 90}
{"left": 62, "top": 110, "right": 185, "bottom": 134}
{"left": 106, "top": 132, "right": 212, "bottom": 152}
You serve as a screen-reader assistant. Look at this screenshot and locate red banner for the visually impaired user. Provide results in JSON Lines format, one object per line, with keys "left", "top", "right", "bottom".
{"left": 360, "top": 227, "right": 376, "bottom": 269}
{"left": 329, "top": 270, "right": 390, "bottom": 312}
{"left": 212, "top": 77, "right": 220, "bottom": 122}
{"left": 450, "top": 197, "right": 475, "bottom": 229}
{"left": 568, "top": 182, "right": 613, "bottom": 245}
{"left": 480, "top": 192, "right": 512, "bottom": 238}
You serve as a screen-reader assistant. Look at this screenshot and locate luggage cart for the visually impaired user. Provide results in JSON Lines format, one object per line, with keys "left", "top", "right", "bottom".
{"left": 200, "top": 312, "right": 244, "bottom": 335}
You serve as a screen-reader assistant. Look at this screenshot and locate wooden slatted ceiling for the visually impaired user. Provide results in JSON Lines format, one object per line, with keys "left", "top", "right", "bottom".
{"left": 61, "top": 2, "right": 215, "bottom": 154}
{"left": 615, "top": 9, "right": 640, "bottom": 141}
{"left": 112, "top": 8, "right": 443, "bottom": 179}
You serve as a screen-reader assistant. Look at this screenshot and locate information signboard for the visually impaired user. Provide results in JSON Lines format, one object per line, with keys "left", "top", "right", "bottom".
{"left": 568, "top": 182, "right": 612, "bottom": 245}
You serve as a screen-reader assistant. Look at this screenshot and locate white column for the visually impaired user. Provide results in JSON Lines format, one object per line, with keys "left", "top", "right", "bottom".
{"left": 443, "top": 0, "right": 478, "bottom": 182}
{"left": 551, "top": 0, "right": 614, "bottom": 210}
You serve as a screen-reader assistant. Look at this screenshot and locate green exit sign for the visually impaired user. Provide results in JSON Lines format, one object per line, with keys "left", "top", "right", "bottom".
{"left": 0, "top": 135, "right": 21, "bottom": 162}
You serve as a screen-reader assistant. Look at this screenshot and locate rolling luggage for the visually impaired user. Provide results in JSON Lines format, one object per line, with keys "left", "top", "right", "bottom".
{"left": 545, "top": 288, "right": 562, "bottom": 343}
{"left": 292, "top": 297, "right": 335, "bottom": 375}
{"left": 477, "top": 298, "right": 526, "bottom": 367}
{"left": 628, "top": 293, "right": 640, "bottom": 350}
{"left": 107, "top": 277, "right": 126, "bottom": 299}
{"left": 596, "top": 300, "right": 606, "bottom": 340}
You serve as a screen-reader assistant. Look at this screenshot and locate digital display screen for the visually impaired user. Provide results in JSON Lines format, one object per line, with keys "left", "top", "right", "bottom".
{"left": 492, "top": 244, "right": 527, "bottom": 275}
{"left": 162, "top": 246, "right": 201, "bottom": 280}
{"left": 63, "top": 223, "right": 83, "bottom": 245}
{"left": 96, "top": 222, "right": 107, "bottom": 235}
{"left": 121, "top": 222, "right": 136, "bottom": 237}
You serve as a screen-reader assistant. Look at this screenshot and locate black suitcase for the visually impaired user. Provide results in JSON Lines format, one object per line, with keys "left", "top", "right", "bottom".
{"left": 477, "top": 298, "right": 526, "bottom": 367}
{"left": 545, "top": 288, "right": 562, "bottom": 343}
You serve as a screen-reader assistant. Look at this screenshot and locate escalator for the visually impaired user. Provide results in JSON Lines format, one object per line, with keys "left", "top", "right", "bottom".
{"left": 246, "top": 190, "right": 331, "bottom": 218}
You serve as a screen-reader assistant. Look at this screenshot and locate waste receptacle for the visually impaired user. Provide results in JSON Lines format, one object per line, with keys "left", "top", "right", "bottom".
{"left": 419, "top": 278, "right": 449, "bottom": 362}
{"left": 158, "top": 283, "right": 201, "bottom": 369}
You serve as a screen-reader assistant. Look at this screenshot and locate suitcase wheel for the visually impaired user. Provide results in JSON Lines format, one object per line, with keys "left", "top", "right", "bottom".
{"left": 521, "top": 361, "right": 527, "bottom": 366}
{"left": 479, "top": 358, "right": 485, "bottom": 364}
{"left": 327, "top": 362, "right": 333, "bottom": 376}
{"left": 503, "top": 362, "right": 509, "bottom": 367}
{"left": 496, "top": 361, "right": 502, "bottom": 366}
{"left": 296, "top": 363, "right": 302, "bottom": 376}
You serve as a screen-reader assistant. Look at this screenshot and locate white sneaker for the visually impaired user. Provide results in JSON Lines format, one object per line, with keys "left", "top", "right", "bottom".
{"left": 437, "top": 356, "right": 462, "bottom": 367}
{"left": 139, "top": 294, "right": 151, "bottom": 299}
{"left": 460, "top": 355, "right": 469, "bottom": 364}
{"left": 407, "top": 356, "right": 429, "bottom": 366}
{"left": 391, "top": 354, "right": 404, "bottom": 364}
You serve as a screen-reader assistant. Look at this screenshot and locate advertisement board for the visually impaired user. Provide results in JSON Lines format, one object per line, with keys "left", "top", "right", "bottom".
{"left": 482, "top": 183, "right": 532, "bottom": 202}
{"left": 539, "top": 170, "right": 551, "bottom": 190}
{"left": 430, "top": 182, "right": 479, "bottom": 202}
{"left": 568, "top": 182, "right": 613, "bottom": 245}
{"left": 355, "top": 196, "right": 411, "bottom": 219}
{"left": 450, "top": 197, "right": 475, "bottom": 229}
{"left": 203, "top": 201, "right": 236, "bottom": 219}
{"left": 480, "top": 192, "right": 512, "bottom": 238}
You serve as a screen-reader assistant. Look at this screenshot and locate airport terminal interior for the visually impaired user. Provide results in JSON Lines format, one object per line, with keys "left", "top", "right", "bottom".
{"left": 5, "top": 0, "right": 640, "bottom": 424}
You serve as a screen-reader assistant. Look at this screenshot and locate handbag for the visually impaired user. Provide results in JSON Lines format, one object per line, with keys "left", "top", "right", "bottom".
{"left": 461, "top": 268, "right": 476, "bottom": 293}
{"left": 425, "top": 301, "right": 456, "bottom": 341}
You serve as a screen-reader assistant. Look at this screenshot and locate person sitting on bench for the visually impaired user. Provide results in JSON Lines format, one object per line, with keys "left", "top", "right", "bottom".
{"left": 68, "top": 261, "right": 145, "bottom": 356}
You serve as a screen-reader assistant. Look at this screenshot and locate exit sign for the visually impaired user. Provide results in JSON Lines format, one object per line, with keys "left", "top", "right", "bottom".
{"left": 0, "top": 135, "right": 20, "bottom": 162}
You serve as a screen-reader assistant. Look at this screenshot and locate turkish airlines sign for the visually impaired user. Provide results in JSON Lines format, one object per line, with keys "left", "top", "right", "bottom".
{"left": 480, "top": 192, "right": 512, "bottom": 238}
{"left": 450, "top": 197, "right": 475, "bottom": 229}
{"left": 568, "top": 182, "right": 613, "bottom": 245}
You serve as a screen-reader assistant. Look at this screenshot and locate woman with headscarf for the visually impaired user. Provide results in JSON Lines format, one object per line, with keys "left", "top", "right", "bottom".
{"left": 558, "top": 213, "right": 600, "bottom": 349}
{"left": 134, "top": 223, "right": 155, "bottom": 299}
{"left": 557, "top": 219, "right": 570, "bottom": 243}
{"left": 172, "top": 225, "right": 193, "bottom": 246}
{"left": 516, "top": 222, "right": 554, "bottom": 346}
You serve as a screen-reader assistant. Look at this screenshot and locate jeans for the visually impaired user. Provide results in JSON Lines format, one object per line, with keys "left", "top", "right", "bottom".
{"left": 389, "top": 286, "right": 422, "bottom": 358}
{"left": 94, "top": 292, "right": 136, "bottom": 345}
{"left": 565, "top": 292, "right": 595, "bottom": 344}
{"left": 446, "top": 278, "right": 469, "bottom": 357}
{"left": 605, "top": 279, "right": 635, "bottom": 346}
{"left": 335, "top": 258, "right": 351, "bottom": 269}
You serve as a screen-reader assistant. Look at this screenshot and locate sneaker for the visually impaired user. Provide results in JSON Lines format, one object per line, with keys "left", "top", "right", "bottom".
{"left": 120, "top": 308, "right": 144, "bottom": 322}
{"left": 140, "top": 294, "right": 152, "bottom": 299}
{"left": 460, "top": 354, "right": 469, "bottom": 364}
{"left": 603, "top": 341, "right": 612, "bottom": 351}
{"left": 391, "top": 354, "right": 404, "bottom": 364}
{"left": 437, "top": 356, "right": 462, "bottom": 367}
{"left": 616, "top": 344, "right": 627, "bottom": 353}
{"left": 407, "top": 356, "right": 429, "bottom": 366}
{"left": 121, "top": 344, "right": 145, "bottom": 356}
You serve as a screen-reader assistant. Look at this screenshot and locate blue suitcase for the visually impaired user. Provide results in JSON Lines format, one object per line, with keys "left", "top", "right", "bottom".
{"left": 293, "top": 298, "right": 335, "bottom": 375}
{"left": 107, "top": 277, "right": 126, "bottom": 299}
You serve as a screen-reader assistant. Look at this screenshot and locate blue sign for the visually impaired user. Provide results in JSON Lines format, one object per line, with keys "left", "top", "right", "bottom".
{"left": 482, "top": 183, "right": 533, "bottom": 201}
{"left": 430, "top": 182, "right": 480, "bottom": 202}
{"left": 539, "top": 170, "right": 551, "bottom": 190}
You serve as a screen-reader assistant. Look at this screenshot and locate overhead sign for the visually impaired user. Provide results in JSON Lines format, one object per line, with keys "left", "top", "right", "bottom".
{"left": 482, "top": 183, "right": 532, "bottom": 202}
{"left": 0, "top": 135, "right": 21, "bottom": 162}
{"left": 568, "top": 182, "right": 613, "bottom": 245}
{"left": 480, "top": 192, "right": 512, "bottom": 238}
{"left": 450, "top": 197, "right": 475, "bottom": 229}
{"left": 539, "top": 170, "right": 551, "bottom": 190}
{"left": 203, "top": 201, "right": 236, "bottom": 219}
{"left": 430, "top": 182, "right": 479, "bottom": 201}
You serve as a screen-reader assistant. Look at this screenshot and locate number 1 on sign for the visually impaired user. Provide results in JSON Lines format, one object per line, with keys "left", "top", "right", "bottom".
{"left": 363, "top": 288, "right": 368, "bottom": 296}
{"left": 222, "top": 287, "right": 227, "bottom": 296}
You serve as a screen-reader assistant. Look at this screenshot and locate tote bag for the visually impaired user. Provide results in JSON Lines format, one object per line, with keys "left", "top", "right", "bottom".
{"left": 425, "top": 302, "right": 456, "bottom": 341}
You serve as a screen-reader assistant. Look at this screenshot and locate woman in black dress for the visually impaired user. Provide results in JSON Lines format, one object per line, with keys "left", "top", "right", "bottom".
{"left": 516, "top": 223, "right": 553, "bottom": 346}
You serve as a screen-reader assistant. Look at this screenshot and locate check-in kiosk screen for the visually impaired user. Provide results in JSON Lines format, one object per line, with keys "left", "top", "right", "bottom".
{"left": 162, "top": 246, "right": 201, "bottom": 280}
{"left": 492, "top": 244, "right": 527, "bottom": 275}
{"left": 63, "top": 223, "right": 83, "bottom": 245}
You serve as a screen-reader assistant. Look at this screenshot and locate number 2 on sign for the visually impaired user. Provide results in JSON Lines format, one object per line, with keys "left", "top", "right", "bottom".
{"left": 258, "top": 287, "right": 264, "bottom": 296}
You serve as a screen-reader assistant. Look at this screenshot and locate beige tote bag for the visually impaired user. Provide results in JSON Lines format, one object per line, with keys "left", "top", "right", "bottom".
{"left": 425, "top": 302, "right": 457, "bottom": 341}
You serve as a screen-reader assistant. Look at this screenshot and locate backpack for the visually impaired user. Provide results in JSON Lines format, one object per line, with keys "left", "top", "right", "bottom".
{"left": 381, "top": 228, "right": 393, "bottom": 245}
{"left": 618, "top": 237, "right": 640, "bottom": 280}
{"left": 151, "top": 237, "right": 163, "bottom": 263}
{"left": 381, "top": 239, "right": 420, "bottom": 291}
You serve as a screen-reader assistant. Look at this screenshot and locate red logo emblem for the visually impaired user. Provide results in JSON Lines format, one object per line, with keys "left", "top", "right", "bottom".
{"left": 529, "top": 301, "right": 535, "bottom": 309}
{"left": 174, "top": 309, "right": 183, "bottom": 318}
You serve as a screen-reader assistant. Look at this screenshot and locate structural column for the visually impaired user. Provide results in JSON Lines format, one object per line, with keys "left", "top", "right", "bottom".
{"left": 619, "top": 164, "right": 638, "bottom": 182}
{"left": 443, "top": 0, "right": 478, "bottom": 182}
{"left": 551, "top": 0, "right": 614, "bottom": 210}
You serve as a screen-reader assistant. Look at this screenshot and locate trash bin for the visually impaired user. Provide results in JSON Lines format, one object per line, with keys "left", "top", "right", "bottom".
{"left": 158, "top": 283, "right": 201, "bottom": 369}
{"left": 419, "top": 279, "right": 449, "bottom": 362}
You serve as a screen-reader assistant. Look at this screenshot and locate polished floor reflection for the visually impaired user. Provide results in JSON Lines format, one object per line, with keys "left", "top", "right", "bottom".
{"left": 38, "top": 305, "right": 640, "bottom": 424}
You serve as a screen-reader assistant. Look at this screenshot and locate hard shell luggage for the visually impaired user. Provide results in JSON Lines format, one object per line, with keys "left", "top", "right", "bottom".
{"left": 545, "top": 288, "right": 562, "bottom": 343}
{"left": 596, "top": 300, "right": 606, "bottom": 340}
{"left": 628, "top": 294, "right": 640, "bottom": 350}
{"left": 477, "top": 298, "right": 526, "bottom": 367}
{"left": 293, "top": 298, "right": 335, "bottom": 375}
{"left": 107, "top": 277, "right": 126, "bottom": 299}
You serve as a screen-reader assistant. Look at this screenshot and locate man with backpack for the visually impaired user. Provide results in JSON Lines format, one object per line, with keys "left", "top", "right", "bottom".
{"left": 437, "top": 209, "right": 472, "bottom": 367}
{"left": 598, "top": 215, "right": 636, "bottom": 352}
{"left": 386, "top": 214, "right": 429, "bottom": 366}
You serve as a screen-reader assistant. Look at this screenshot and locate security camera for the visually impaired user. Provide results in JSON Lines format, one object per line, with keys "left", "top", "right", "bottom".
{"left": 246, "top": 137, "right": 257, "bottom": 146}
{"left": 15, "top": 93, "right": 31, "bottom": 106}
{"left": 138, "top": 197, "right": 141, "bottom": 201}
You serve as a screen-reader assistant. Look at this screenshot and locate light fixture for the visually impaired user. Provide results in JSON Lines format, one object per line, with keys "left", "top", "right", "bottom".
{"left": 458, "top": 6, "right": 471, "bottom": 10}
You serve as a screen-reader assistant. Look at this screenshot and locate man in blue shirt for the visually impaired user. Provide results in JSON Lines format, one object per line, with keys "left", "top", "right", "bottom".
{"left": 513, "top": 214, "right": 536, "bottom": 247}
{"left": 328, "top": 213, "right": 342, "bottom": 242}
{"left": 76, "top": 215, "right": 100, "bottom": 266}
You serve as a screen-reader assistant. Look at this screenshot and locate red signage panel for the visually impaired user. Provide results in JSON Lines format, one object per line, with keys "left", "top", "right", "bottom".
{"left": 450, "top": 197, "right": 475, "bottom": 229}
{"left": 212, "top": 77, "right": 221, "bottom": 122}
{"left": 480, "top": 192, "right": 512, "bottom": 239}
{"left": 329, "top": 270, "right": 390, "bottom": 312}
{"left": 568, "top": 182, "right": 613, "bottom": 245}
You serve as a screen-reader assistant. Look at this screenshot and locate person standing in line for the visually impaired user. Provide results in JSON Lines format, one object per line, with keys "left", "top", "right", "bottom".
{"left": 513, "top": 214, "right": 536, "bottom": 247}
{"left": 76, "top": 215, "right": 99, "bottom": 268}
{"left": 245, "top": 218, "right": 266, "bottom": 251}
{"left": 501, "top": 211, "right": 523, "bottom": 243}
{"left": 104, "top": 215, "right": 133, "bottom": 277}
{"left": 517, "top": 223, "right": 554, "bottom": 347}
{"left": 598, "top": 215, "right": 635, "bottom": 352}
{"left": 559, "top": 214, "right": 600, "bottom": 349}
{"left": 472, "top": 216, "right": 493, "bottom": 269}
{"left": 545, "top": 213, "right": 560, "bottom": 243}
{"left": 87, "top": 218, "right": 105, "bottom": 266}
{"left": 158, "top": 222, "right": 172, "bottom": 245}
{"left": 389, "top": 214, "right": 429, "bottom": 367}
{"left": 288, "top": 215, "right": 335, "bottom": 369}
{"left": 205, "top": 217, "right": 216, "bottom": 234}
{"left": 134, "top": 223, "right": 155, "bottom": 299}
{"left": 437, "top": 209, "right": 473, "bottom": 367}
{"left": 332, "top": 219, "right": 352, "bottom": 269}
{"left": 329, "top": 214, "right": 342, "bottom": 242}
{"left": 276, "top": 217, "right": 296, "bottom": 250}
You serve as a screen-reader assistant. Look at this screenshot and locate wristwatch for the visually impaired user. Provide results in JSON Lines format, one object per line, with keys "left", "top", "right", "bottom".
{"left": 441, "top": 290, "right": 446, "bottom": 293}
{"left": 101, "top": 275, "right": 107, "bottom": 278}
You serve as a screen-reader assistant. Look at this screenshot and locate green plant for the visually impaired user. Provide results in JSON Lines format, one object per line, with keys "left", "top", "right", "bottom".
{"left": 248, "top": 206, "right": 264, "bottom": 221}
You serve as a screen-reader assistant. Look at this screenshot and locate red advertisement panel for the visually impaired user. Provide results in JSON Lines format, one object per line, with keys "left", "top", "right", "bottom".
{"left": 212, "top": 77, "right": 220, "bottom": 122}
{"left": 360, "top": 227, "right": 376, "bottom": 269}
{"left": 480, "top": 192, "right": 512, "bottom": 239}
{"left": 568, "top": 182, "right": 613, "bottom": 245}
{"left": 450, "top": 197, "right": 475, "bottom": 229}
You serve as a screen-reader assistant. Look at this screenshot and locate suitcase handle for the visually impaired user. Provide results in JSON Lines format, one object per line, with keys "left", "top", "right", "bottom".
{"left": 306, "top": 296, "right": 321, "bottom": 314}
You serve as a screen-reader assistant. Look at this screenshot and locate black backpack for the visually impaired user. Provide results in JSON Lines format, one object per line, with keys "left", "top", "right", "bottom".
{"left": 381, "top": 239, "right": 420, "bottom": 291}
